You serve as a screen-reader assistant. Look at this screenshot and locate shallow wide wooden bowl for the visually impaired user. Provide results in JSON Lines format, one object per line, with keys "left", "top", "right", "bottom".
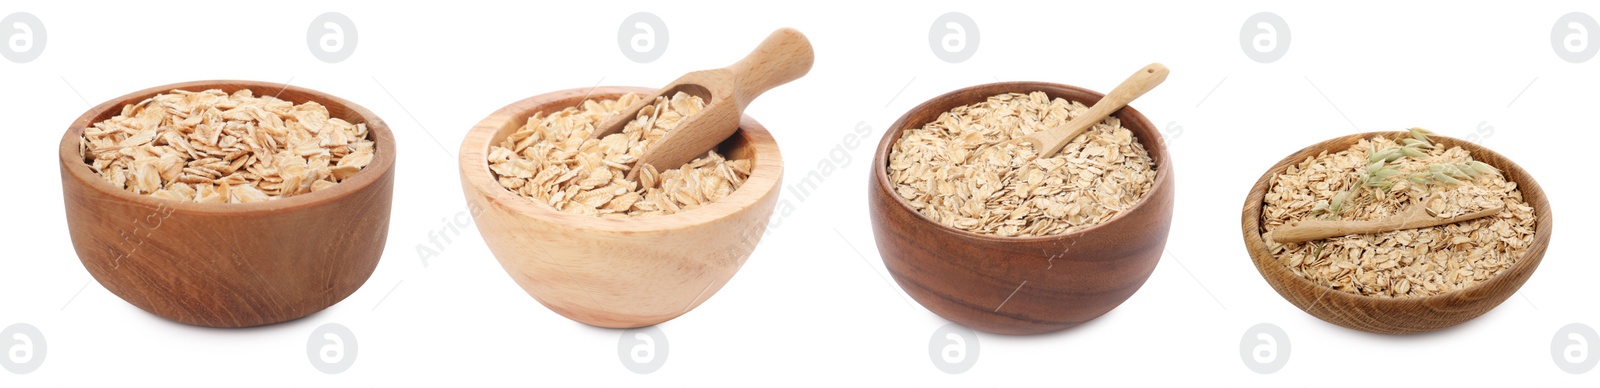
{"left": 459, "top": 87, "right": 783, "bottom": 329}
{"left": 869, "top": 81, "right": 1175, "bottom": 335}
{"left": 1242, "top": 132, "right": 1551, "bottom": 334}
{"left": 59, "top": 80, "right": 396, "bottom": 328}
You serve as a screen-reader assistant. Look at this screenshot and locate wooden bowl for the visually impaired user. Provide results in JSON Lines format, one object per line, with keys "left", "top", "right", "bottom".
{"left": 868, "top": 81, "right": 1175, "bottom": 335}
{"left": 458, "top": 87, "right": 783, "bottom": 329}
{"left": 58, "top": 80, "right": 396, "bottom": 328}
{"left": 1242, "top": 132, "right": 1551, "bottom": 334}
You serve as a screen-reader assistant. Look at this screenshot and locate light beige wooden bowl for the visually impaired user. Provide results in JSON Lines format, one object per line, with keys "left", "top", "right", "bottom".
{"left": 458, "top": 86, "right": 783, "bottom": 328}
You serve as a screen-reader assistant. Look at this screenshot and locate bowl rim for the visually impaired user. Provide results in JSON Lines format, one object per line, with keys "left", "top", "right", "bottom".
{"left": 457, "top": 86, "right": 783, "bottom": 233}
{"left": 58, "top": 80, "right": 397, "bottom": 215}
{"left": 870, "top": 80, "right": 1173, "bottom": 242}
{"left": 1240, "top": 130, "right": 1552, "bottom": 306}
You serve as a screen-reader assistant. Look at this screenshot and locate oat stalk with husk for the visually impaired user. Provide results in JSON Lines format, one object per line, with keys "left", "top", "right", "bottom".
{"left": 1275, "top": 128, "right": 1504, "bottom": 243}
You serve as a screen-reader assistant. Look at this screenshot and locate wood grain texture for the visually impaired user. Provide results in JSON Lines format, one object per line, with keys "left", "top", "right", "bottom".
{"left": 58, "top": 80, "right": 395, "bottom": 328}
{"left": 458, "top": 87, "right": 783, "bottom": 329}
{"left": 869, "top": 82, "right": 1174, "bottom": 335}
{"left": 1241, "top": 132, "right": 1552, "bottom": 334}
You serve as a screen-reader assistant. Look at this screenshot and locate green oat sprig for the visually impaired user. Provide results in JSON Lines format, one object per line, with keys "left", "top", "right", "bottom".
{"left": 1405, "top": 161, "right": 1500, "bottom": 186}
{"left": 1310, "top": 128, "right": 1493, "bottom": 219}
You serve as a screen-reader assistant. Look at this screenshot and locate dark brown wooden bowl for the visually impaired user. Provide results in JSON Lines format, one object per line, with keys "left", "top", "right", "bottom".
{"left": 58, "top": 80, "right": 396, "bottom": 328}
{"left": 1241, "top": 132, "right": 1551, "bottom": 334}
{"left": 869, "top": 81, "right": 1175, "bottom": 335}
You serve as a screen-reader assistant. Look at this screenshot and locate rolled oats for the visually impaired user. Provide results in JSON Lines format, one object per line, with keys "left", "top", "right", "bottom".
{"left": 887, "top": 91, "right": 1158, "bottom": 237}
{"left": 1260, "top": 135, "right": 1537, "bottom": 298}
{"left": 487, "top": 92, "right": 751, "bottom": 217}
{"left": 80, "top": 89, "right": 375, "bottom": 203}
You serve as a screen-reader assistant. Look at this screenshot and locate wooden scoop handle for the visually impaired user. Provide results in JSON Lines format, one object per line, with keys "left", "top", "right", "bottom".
{"left": 587, "top": 28, "right": 813, "bottom": 143}
{"left": 725, "top": 27, "right": 815, "bottom": 111}
{"left": 1031, "top": 63, "right": 1168, "bottom": 157}
{"left": 1272, "top": 204, "right": 1504, "bottom": 244}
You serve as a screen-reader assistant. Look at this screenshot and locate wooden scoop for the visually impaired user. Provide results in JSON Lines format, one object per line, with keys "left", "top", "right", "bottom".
{"left": 1272, "top": 195, "right": 1504, "bottom": 244}
{"left": 1015, "top": 63, "right": 1168, "bottom": 158}
{"left": 589, "top": 27, "right": 814, "bottom": 179}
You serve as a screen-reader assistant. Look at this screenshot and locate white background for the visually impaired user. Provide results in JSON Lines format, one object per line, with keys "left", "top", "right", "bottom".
{"left": 2, "top": 0, "right": 1596, "bottom": 386}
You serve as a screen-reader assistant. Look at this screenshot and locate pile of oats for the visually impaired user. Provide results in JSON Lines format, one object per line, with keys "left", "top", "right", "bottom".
{"left": 80, "top": 89, "right": 375, "bottom": 203}
{"left": 887, "top": 91, "right": 1158, "bottom": 237}
{"left": 1260, "top": 135, "right": 1537, "bottom": 298}
{"left": 487, "top": 92, "right": 751, "bottom": 217}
